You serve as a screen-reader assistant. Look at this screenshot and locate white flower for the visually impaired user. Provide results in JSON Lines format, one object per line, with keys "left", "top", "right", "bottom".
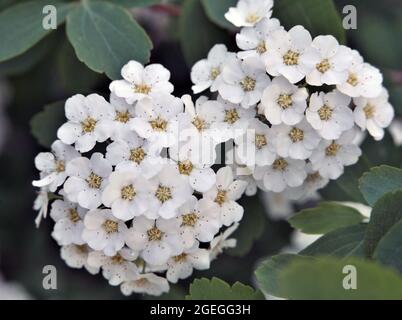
{"left": 236, "top": 17, "right": 283, "bottom": 60}
{"left": 191, "top": 44, "right": 236, "bottom": 94}
{"left": 33, "top": 189, "right": 49, "bottom": 228}
{"left": 219, "top": 56, "right": 271, "bottom": 108}
{"left": 203, "top": 166, "right": 247, "bottom": 226}
{"left": 225, "top": 0, "right": 273, "bottom": 27}
{"left": 310, "top": 129, "right": 362, "bottom": 179}
{"left": 304, "top": 35, "right": 353, "bottom": 86}
{"left": 337, "top": 50, "right": 383, "bottom": 98}
{"left": 166, "top": 196, "right": 221, "bottom": 248}
{"left": 82, "top": 209, "right": 127, "bottom": 256}
{"left": 121, "top": 273, "right": 169, "bottom": 296}
{"left": 166, "top": 243, "right": 210, "bottom": 283}
{"left": 264, "top": 25, "right": 313, "bottom": 83}
{"left": 60, "top": 245, "right": 99, "bottom": 275}
{"left": 108, "top": 93, "right": 136, "bottom": 140}
{"left": 272, "top": 120, "right": 321, "bottom": 160}
{"left": 50, "top": 199, "right": 86, "bottom": 245}
{"left": 253, "top": 157, "right": 307, "bottom": 192}
{"left": 306, "top": 90, "right": 353, "bottom": 140}
{"left": 106, "top": 131, "right": 163, "bottom": 179}
{"left": 64, "top": 153, "right": 112, "bottom": 209}
{"left": 109, "top": 61, "right": 173, "bottom": 104}
{"left": 260, "top": 191, "right": 293, "bottom": 219}
{"left": 389, "top": 119, "right": 402, "bottom": 146}
{"left": 57, "top": 94, "right": 114, "bottom": 153}
{"left": 354, "top": 88, "right": 394, "bottom": 141}
{"left": 102, "top": 170, "right": 153, "bottom": 221}
{"left": 33, "top": 140, "right": 80, "bottom": 192}
{"left": 259, "top": 76, "right": 308, "bottom": 125}
{"left": 209, "top": 223, "right": 239, "bottom": 260}
{"left": 124, "top": 216, "right": 184, "bottom": 265}
{"left": 235, "top": 118, "right": 276, "bottom": 167}
{"left": 131, "top": 93, "right": 184, "bottom": 149}
{"left": 87, "top": 248, "right": 139, "bottom": 286}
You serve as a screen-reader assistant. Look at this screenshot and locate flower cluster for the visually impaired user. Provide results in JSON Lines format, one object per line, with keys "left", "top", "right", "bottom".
{"left": 191, "top": 0, "right": 394, "bottom": 200}
{"left": 32, "top": 61, "right": 243, "bottom": 296}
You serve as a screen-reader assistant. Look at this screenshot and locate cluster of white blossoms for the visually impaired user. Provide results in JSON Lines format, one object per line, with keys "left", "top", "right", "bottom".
{"left": 32, "top": 59, "right": 243, "bottom": 296}
{"left": 191, "top": 0, "right": 395, "bottom": 200}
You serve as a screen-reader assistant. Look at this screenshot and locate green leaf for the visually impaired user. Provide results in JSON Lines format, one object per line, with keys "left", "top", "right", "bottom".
{"left": 105, "top": 0, "right": 163, "bottom": 8}
{"left": 227, "top": 194, "right": 266, "bottom": 256}
{"left": 186, "top": 277, "right": 264, "bottom": 300}
{"left": 278, "top": 257, "right": 402, "bottom": 299}
{"left": 255, "top": 254, "right": 312, "bottom": 298}
{"left": 201, "top": 0, "right": 237, "bottom": 30}
{"left": 179, "top": 0, "right": 230, "bottom": 66}
{"left": 289, "top": 202, "right": 365, "bottom": 235}
{"left": 57, "top": 40, "right": 103, "bottom": 94}
{"left": 374, "top": 220, "right": 402, "bottom": 273}
{"left": 300, "top": 224, "right": 366, "bottom": 257}
{"left": 363, "top": 190, "right": 402, "bottom": 258}
{"left": 0, "top": 0, "right": 75, "bottom": 62}
{"left": 274, "top": 0, "right": 346, "bottom": 44}
{"left": 66, "top": 0, "right": 152, "bottom": 80}
{"left": 359, "top": 165, "right": 402, "bottom": 206}
{"left": 30, "top": 101, "right": 65, "bottom": 148}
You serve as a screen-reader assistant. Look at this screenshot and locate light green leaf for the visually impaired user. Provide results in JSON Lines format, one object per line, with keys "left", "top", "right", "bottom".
{"left": 363, "top": 190, "right": 402, "bottom": 258}
{"left": 274, "top": 0, "right": 346, "bottom": 44}
{"left": 201, "top": 0, "right": 237, "bottom": 30}
{"left": 186, "top": 277, "right": 264, "bottom": 300}
{"left": 300, "top": 224, "right": 366, "bottom": 257}
{"left": 30, "top": 101, "right": 65, "bottom": 148}
{"left": 66, "top": 0, "right": 152, "bottom": 80}
{"left": 374, "top": 220, "right": 402, "bottom": 273}
{"left": 289, "top": 202, "right": 365, "bottom": 235}
{"left": 105, "top": 0, "right": 163, "bottom": 8}
{"left": 0, "top": 0, "right": 75, "bottom": 62}
{"left": 359, "top": 165, "right": 402, "bottom": 206}
{"left": 179, "top": 0, "right": 230, "bottom": 66}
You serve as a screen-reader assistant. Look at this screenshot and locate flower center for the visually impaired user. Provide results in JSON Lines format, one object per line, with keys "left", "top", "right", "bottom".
{"left": 256, "top": 41, "right": 267, "bottom": 54}
{"left": 192, "top": 116, "right": 207, "bottom": 131}
{"left": 69, "top": 208, "right": 81, "bottom": 223}
{"left": 210, "top": 67, "right": 220, "bottom": 80}
{"left": 240, "top": 76, "right": 256, "bottom": 92}
{"left": 147, "top": 226, "right": 163, "bottom": 241}
{"left": 178, "top": 160, "right": 193, "bottom": 175}
{"left": 214, "top": 190, "right": 227, "bottom": 206}
{"left": 173, "top": 253, "right": 188, "bottom": 262}
{"left": 75, "top": 245, "right": 88, "bottom": 254}
{"left": 363, "top": 104, "right": 375, "bottom": 119}
{"left": 277, "top": 93, "right": 293, "bottom": 109}
{"left": 181, "top": 212, "right": 198, "bottom": 227}
{"left": 316, "top": 59, "right": 331, "bottom": 73}
{"left": 55, "top": 160, "right": 65, "bottom": 173}
{"left": 134, "top": 83, "right": 151, "bottom": 94}
{"left": 306, "top": 172, "right": 321, "bottom": 183}
{"left": 347, "top": 73, "right": 359, "bottom": 87}
{"left": 129, "top": 147, "right": 146, "bottom": 164}
{"left": 288, "top": 127, "right": 304, "bottom": 143}
{"left": 121, "top": 184, "right": 136, "bottom": 201}
{"left": 273, "top": 158, "right": 288, "bottom": 171}
{"left": 283, "top": 50, "right": 300, "bottom": 66}
{"left": 224, "top": 109, "right": 240, "bottom": 124}
{"left": 325, "top": 142, "right": 340, "bottom": 156}
{"left": 111, "top": 254, "right": 124, "bottom": 264}
{"left": 149, "top": 116, "right": 168, "bottom": 131}
{"left": 246, "top": 13, "right": 260, "bottom": 24}
{"left": 115, "top": 111, "right": 131, "bottom": 123}
{"left": 155, "top": 185, "right": 172, "bottom": 203}
{"left": 103, "top": 219, "right": 119, "bottom": 234}
{"left": 255, "top": 133, "right": 267, "bottom": 149}
{"left": 135, "top": 278, "right": 149, "bottom": 287}
{"left": 81, "top": 117, "right": 97, "bottom": 133}
{"left": 86, "top": 172, "right": 103, "bottom": 189}
{"left": 318, "top": 105, "right": 333, "bottom": 121}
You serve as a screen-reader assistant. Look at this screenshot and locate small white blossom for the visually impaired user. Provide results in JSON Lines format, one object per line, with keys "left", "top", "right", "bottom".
{"left": 33, "top": 188, "right": 49, "bottom": 227}
{"left": 108, "top": 93, "right": 136, "bottom": 140}
{"left": 225, "top": 0, "right": 273, "bottom": 27}
{"left": 389, "top": 119, "right": 402, "bottom": 146}
{"left": 120, "top": 273, "right": 169, "bottom": 296}
{"left": 354, "top": 88, "right": 394, "bottom": 141}
{"left": 209, "top": 223, "right": 239, "bottom": 260}
{"left": 60, "top": 244, "right": 99, "bottom": 275}
{"left": 57, "top": 94, "right": 114, "bottom": 153}
{"left": 109, "top": 61, "right": 173, "bottom": 104}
